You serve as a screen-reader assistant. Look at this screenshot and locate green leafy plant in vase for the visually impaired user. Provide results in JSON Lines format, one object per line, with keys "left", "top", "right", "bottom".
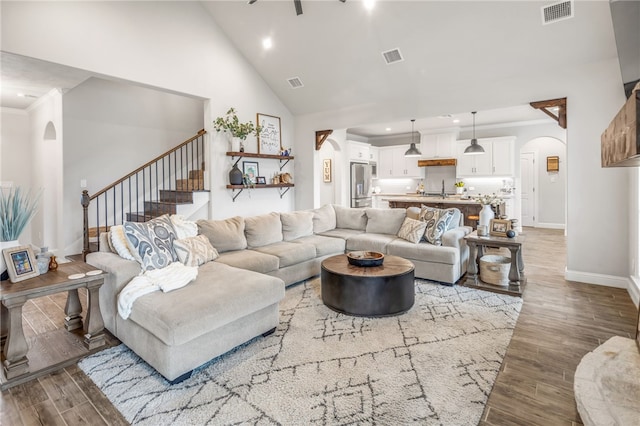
{"left": 213, "top": 108, "right": 262, "bottom": 152}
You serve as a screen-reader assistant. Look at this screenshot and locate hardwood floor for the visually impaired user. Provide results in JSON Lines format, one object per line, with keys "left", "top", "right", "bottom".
{"left": 1, "top": 227, "right": 637, "bottom": 425}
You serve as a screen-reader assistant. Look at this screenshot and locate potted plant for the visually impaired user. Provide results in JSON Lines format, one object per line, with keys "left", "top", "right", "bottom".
{"left": 0, "top": 186, "right": 41, "bottom": 276}
{"left": 454, "top": 181, "right": 465, "bottom": 195}
{"left": 213, "top": 108, "right": 262, "bottom": 152}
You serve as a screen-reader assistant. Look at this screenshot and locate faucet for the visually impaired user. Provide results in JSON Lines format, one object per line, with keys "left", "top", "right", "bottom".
{"left": 441, "top": 179, "right": 448, "bottom": 199}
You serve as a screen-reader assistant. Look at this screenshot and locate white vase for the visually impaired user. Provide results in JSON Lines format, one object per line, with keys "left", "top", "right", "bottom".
{"left": 230, "top": 137, "right": 241, "bottom": 152}
{"left": 479, "top": 204, "right": 495, "bottom": 228}
{"left": 0, "top": 240, "right": 20, "bottom": 275}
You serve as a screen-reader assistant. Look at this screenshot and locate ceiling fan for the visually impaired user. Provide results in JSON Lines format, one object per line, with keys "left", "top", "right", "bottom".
{"left": 249, "top": 0, "right": 346, "bottom": 16}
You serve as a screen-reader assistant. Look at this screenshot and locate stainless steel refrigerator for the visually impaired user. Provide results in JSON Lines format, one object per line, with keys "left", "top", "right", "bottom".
{"left": 350, "top": 162, "right": 372, "bottom": 208}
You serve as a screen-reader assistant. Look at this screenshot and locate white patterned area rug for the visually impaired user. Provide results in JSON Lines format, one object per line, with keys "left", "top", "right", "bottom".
{"left": 79, "top": 278, "right": 522, "bottom": 425}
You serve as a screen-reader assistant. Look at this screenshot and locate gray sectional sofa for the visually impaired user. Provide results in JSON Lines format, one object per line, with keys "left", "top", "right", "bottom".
{"left": 86, "top": 204, "right": 471, "bottom": 382}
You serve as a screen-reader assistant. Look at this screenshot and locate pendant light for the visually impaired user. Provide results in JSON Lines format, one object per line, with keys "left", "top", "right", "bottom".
{"left": 464, "top": 111, "right": 485, "bottom": 155}
{"left": 404, "top": 119, "right": 422, "bottom": 157}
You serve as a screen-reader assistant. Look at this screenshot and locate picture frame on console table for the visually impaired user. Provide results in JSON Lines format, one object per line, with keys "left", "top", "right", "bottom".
{"left": 489, "top": 219, "right": 511, "bottom": 237}
{"left": 256, "top": 113, "right": 282, "bottom": 155}
{"left": 3, "top": 245, "right": 39, "bottom": 283}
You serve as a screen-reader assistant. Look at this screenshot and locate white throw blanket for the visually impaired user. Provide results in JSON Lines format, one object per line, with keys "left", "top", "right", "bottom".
{"left": 118, "top": 262, "right": 198, "bottom": 320}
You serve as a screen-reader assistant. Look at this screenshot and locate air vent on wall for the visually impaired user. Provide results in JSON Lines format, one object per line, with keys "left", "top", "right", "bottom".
{"left": 542, "top": 0, "right": 574, "bottom": 25}
{"left": 287, "top": 77, "right": 304, "bottom": 89}
{"left": 382, "top": 48, "right": 404, "bottom": 65}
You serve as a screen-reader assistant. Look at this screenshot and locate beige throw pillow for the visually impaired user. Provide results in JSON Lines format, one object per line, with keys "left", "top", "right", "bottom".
{"left": 109, "top": 225, "right": 136, "bottom": 261}
{"left": 397, "top": 217, "right": 428, "bottom": 244}
{"left": 173, "top": 235, "right": 218, "bottom": 267}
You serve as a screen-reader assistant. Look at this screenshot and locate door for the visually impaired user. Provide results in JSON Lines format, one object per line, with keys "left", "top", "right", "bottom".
{"left": 520, "top": 152, "right": 536, "bottom": 227}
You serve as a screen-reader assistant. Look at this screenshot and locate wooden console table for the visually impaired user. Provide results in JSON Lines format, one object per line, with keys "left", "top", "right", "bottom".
{"left": 462, "top": 230, "right": 526, "bottom": 296}
{"left": 1, "top": 262, "right": 106, "bottom": 389}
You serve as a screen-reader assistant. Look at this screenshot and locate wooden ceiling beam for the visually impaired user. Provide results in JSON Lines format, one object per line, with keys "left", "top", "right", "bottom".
{"left": 315, "top": 130, "right": 333, "bottom": 150}
{"left": 530, "top": 97, "right": 567, "bottom": 129}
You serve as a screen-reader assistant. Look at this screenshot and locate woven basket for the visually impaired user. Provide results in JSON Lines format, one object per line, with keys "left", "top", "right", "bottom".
{"left": 479, "top": 255, "right": 510, "bottom": 286}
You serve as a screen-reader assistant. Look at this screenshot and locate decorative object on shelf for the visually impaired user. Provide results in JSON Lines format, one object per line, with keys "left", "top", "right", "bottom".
{"left": 2, "top": 245, "right": 39, "bottom": 283}
{"left": 214, "top": 108, "right": 262, "bottom": 151}
{"left": 404, "top": 119, "right": 422, "bottom": 157}
{"left": 257, "top": 113, "right": 282, "bottom": 155}
{"left": 242, "top": 175, "right": 255, "bottom": 189}
{"left": 48, "top": 254, "right": 58, "bottom": 271}
{"left": 323, "top": 158, "right": 332, "bottom": 182}
{"left": 347, "top": 251, "right": 385, "bottom": 267}
{"left": 479, "top": 205, "right": 495, "bottom": 229}
{"left": 278, "top": 172, "right": 293, "bottom": 184}
{"left": 464, "top": 111, "right": 485, "bottom": 155}
{"left": 37, "top": 256, "right": 49, "bottom": 275}
{"left": 229, "top": 164, "right": 244, "bottom": 185}
{"left": 0, "top": 186, "right": 41, "bottom": 278}
{"left": 489, "top": 219, "right": 512, "bottom": 237}
{"left": 506, "top": 229, "right": 517, "bottom": 238}
{"left": 256, "top": 176, "right": 266, "bottom": 185}
{"left": 454, "top": 181, "right": 465, "bottom": 194}
{"left": 242, "top": 161, "right": 259, "bottom": 184}
{"left": 547, "top": 155, "right": 559, "bottom": 172}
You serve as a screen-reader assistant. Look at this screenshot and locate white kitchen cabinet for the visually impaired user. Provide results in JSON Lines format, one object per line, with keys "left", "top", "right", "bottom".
{"left": 455, "top": 137, "right": 514, "bottom": 177}
{"left": 379, "top": 145, "right": 423, "bottom": 178}
{"left": 348, "top": 140, "right": 370, "bottom": 163}
{"left": 369, "top": 146, "right": 379, "bottom": 164}
{"left": 420, "top": 133, "right": 456, "bottom": 159}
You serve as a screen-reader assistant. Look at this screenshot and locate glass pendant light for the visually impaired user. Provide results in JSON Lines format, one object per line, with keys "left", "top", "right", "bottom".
{"left": 404, "top": 119, "right": 422, "bottom": 157}
{"left": 464, "top": 111, "right": 485, "bottom": 155}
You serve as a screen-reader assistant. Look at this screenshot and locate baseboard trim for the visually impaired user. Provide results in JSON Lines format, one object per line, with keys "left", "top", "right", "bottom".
{"left": 565, "top": 269, "right": 639, "bottom": 306}
{"left": 536, "top": 222, "right": 565, "bottom": 230}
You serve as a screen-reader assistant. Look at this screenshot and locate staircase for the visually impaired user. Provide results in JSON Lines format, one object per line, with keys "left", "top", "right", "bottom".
{"left": 82, "top": 130, "right": 208, "bottom": 257}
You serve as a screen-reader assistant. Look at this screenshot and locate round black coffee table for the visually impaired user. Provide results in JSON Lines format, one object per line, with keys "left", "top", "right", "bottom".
{"left": 320, "top": 254, "right": 415, "bottom": 317}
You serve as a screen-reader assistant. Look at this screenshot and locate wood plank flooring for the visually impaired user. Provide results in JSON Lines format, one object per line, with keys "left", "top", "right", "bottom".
{"left": 1, "top": 227, "right": 638, "bottom": 425}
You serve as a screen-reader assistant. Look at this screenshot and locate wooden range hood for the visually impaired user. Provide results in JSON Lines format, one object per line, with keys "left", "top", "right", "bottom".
{"left": 601, "top": 84, "right": 640, "bottom": 167}
{"left": 418, "top": 158, "right": 457, "bottom": 167}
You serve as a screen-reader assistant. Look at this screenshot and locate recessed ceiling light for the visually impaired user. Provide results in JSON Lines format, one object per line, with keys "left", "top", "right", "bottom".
{"left": 17, "top": 93, "right": 25, "bottom": 97}
{"left": 385, "top": 127, "right": 392, "bottom": 131}
{"left": 262, "top": 37, "right": 272, "bottom": 49}
{"left": 453, "top": 119, "right": 460, "bottom": 123}
{"left": 363, "top": 0, "right": 375, "bottom": 11}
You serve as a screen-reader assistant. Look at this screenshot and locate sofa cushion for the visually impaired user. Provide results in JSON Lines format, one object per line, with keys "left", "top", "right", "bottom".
{"left": 124, "top": 214, "right": 178, "bottom": 271}
{"left": 281, "top": 211, "right": 314, "bottom": 241}
{"left": 346, "top": 233, "right": 398, "bottom": 253}
{"left": 409, "top": 206, "right": 462, "bottom": 230}
{"left": 290, "top": 235, "right": 346, "bottom": 257}
{"left": 245, "top": 213, "right": 283, "bottom": 248}
{"left": 128, "top": 261, "right": 284, "bottom": 346}
{"left": 318, "top": 228, "right": 365, "bottom": 240}
{"left": 253, "top": 241, "right": 316, "bottom": 268}
{"left": 365, "top": 208, "right": 406, "bottom": 235}
{"left": 387, "top": 239, "right": 458, "bottom": 265}
{"left": 333, "top": 205, "right": 367, "bottom": 230}
{"left": 173, "top": 235, "right": 218, "bottom": 267}
{"left": 312, "top": 204, "right": 337, "bottom": 233}
{"left": 215, "top": 249, "right": 279, "bottom": 274}
{"left": 397, "top": 217, "right": 428, "bottom": 244}
{"left": 197, "top": 216, "right": 247, "bottom": 253}
{"left": 420, "top": 206, "right": 455, "bottom": 246}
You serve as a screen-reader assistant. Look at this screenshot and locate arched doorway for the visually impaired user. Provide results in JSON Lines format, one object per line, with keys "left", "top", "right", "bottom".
{"left": 519, "top": 136, "right": 566, "bottom": 230}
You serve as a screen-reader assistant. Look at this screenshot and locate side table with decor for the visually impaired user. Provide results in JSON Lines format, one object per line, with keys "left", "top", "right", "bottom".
{"left": 0, "top": 261, "right": 107, "bottom": 390}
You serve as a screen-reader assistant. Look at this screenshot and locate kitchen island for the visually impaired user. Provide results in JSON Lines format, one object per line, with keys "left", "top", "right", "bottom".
{"left": 385, "top": 195, "right": 503, "bottom": 229}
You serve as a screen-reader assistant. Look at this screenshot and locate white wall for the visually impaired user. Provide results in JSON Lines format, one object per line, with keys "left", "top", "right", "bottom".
{"left": 2, "top": 1, "right": 295, "bottom": 248}
{"left": 62, "top": 77, "right": 205, "bottom": 255}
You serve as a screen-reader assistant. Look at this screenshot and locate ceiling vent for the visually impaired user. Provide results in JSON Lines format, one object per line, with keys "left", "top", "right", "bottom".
{"left": 542, "top": 0, "right": 574, "bottom": 25}
{"left": 287, "top": 77, "right": 304, "bottom": 89}
{"left": 382, "top": 48, "right": 404, "bottom": 65}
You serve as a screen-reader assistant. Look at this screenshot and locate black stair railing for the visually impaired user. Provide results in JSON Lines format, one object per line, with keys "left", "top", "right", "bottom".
{"left": 81, "top": 129, "right": 206, "bottom": 258}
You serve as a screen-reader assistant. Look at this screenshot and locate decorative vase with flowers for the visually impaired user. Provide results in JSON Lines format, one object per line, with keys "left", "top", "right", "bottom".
{"left": 213, "top": 108, "right": 262, "bottom": 153}
{"left": 0, "top": 186, "right": 41, "bottom": 279}
{"left": 474, "top": 193, "right": 502, "bottom": 228}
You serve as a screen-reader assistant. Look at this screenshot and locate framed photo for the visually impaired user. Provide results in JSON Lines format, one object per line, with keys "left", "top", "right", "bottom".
{"left": 242, "top": 161, "right": 259, "bottom": 183}
{"left": 547, "top": 156, "right": 559, "bottom": 172}
{"left": 256, "top": 176, "right": 266, "bottom": 185}
{"left": 489, "top": 219, "right": 512, "bottom": 237}
{"left": 323, "top": 159, "right": 332, "bottom": 182}
{"left": 257, "top": 113, "right": 282, "bottom": 155}
{"left": 3, "top": 245, "right": 39, "bottom": 283}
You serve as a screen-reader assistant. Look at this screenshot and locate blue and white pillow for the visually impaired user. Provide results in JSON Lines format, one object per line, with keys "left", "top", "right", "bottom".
{"left": 420, "top": 205, "right": 454, "bottom": 246}
{"left": 124, "top": 214, "right": 178, "bottom": 271}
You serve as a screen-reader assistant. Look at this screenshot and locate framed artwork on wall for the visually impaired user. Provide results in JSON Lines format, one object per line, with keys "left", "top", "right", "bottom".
{"left": 3, "top": 245, "right": 39, "bottom": 283}
{"left": 243, "top": 161, "right": 259, "bottom": 184}
{"left": 547, "top": 156, "right": 559, "bottom": 172}
{"left": 257, "top": 113, "right": 282, "bottom": 155}
{"left": 323, "top": 159, "right": 332, "bottom": 182}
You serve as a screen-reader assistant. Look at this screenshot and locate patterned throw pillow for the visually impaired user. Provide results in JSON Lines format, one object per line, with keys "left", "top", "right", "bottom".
{"left": 397, "top": 217, "right": 428, "bottom": 244}
{"left": 173, "top": 235, "right": 218, "bottom": 267}
{"left": 420, "top": 205, "right": 454, "bottom": 246}
{"left": 124, "top": 214, "right": 178, "bottom": 271}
